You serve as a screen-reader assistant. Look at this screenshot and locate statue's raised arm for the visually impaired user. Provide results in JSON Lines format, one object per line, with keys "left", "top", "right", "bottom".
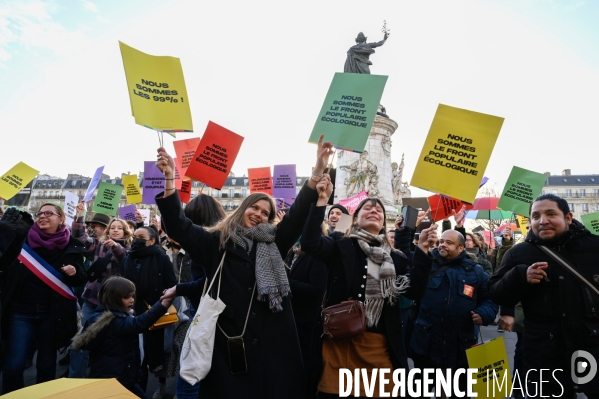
{"left": 344, "top": 31, "right": 389, "bottom": 74}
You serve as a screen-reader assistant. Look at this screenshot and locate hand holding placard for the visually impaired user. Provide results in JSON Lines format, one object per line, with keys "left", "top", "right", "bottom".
{"left": 156, "top": 147, "right": 177, "bottom": 199}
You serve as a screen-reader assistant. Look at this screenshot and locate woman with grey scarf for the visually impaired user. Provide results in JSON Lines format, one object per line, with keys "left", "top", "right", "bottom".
{"left": 155, "top": 136, "right": 334, "bottom": 399}
{"left": 299, "top": 175, "right": 434, "bottom": 398}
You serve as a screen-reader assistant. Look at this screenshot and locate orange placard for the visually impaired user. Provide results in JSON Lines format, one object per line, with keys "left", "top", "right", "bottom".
{"left": 185, "top": 121, "right": 244, "bottom": 190}
{"left": 248, "top": 167, "right": 273, "bottom": 195}
{"left": 173, "top": 137, "right": 202, "bottom": 176}
{"left": 427, "top": 194, "right": 474, "bottom": 222}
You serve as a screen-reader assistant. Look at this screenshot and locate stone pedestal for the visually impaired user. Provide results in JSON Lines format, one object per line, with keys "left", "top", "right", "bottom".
{"left": 334, "top": 112, "right": 400, "bottom": 218}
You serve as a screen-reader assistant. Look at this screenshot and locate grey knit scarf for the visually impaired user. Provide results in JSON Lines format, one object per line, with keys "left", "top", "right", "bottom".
{"left": 350, "top": 228, "right": 410, "bottom": 326}
{"left": 231, "top": 223, "right": 290, "bottom": 312}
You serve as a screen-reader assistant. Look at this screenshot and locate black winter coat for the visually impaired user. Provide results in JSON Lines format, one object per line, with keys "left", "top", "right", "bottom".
{"left": 71, "top": 302, "right": 168, "bottom": 388}
{"left": 285, "top": 250, "right": 328, "bottom": 324}
{"left": 300, "top": 204, "right": 431, "bottom": 394}
{"left": 157, "top": 183, "right": 319, "bottom": 399}
{"left": 489, "top": 220, "right": 599, "bottom": 386}
{"left": 0, "top": 235, "right": 86, "bottom": 349}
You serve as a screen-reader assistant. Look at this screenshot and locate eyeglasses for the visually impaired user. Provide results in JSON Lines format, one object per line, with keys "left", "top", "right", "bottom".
{"left": 35, "top": 210, "right": 59, "bottom": 218}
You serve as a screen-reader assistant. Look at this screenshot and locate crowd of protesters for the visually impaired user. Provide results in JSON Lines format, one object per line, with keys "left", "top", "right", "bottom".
{"left": 1, "top": 136, "right": 598, "bottom": 398}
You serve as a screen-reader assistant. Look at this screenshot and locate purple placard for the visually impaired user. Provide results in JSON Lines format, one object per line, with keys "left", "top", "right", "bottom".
{"left": 143, "top": 161, "right": 165, "bottom": 205}
{"left": 119, "top": 204, "right": 137, "bottom": 221}
{"left": 479, "top": 176, "right": 489, "bottom": 188}
{"left": 272, "top": 164, "right": 297, "bottom": 199}
{"left": 83, "top": 165, "right": 105, "bottom": 202}
{"left": 275, "top": 197, "right": 296, "bottom": 211}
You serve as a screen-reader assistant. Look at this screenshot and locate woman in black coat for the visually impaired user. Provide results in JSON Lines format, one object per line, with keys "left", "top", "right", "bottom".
{"left": 299, "top": 177, "right": 432, "bottom": 398}
{"left": 0, "top": 205, "right": 86, "bottom": 394}
{"left": 284, "top": 241, "right": 328, "bottom": 372}
{"left": 157, "top": 136, "right": 334, "bottom": 399}
{"left": 122, "top": 226, "right": 177, "bottom": 392}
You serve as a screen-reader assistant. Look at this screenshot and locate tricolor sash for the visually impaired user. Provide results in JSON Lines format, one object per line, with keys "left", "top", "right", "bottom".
{"left": 18, "top": 243, "right": 78, "bottom": 300}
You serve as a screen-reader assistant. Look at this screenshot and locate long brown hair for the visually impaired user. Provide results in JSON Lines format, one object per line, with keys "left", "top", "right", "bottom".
{"left": 208, "top": 193, "right": 276, "bottom": 249}
{"left": 103, "top": 219, "right": 133, "bottom": 247}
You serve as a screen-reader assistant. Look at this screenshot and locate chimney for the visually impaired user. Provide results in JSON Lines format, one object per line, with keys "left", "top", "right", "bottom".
{"left": 544, "top": 172, "right": 551, "bottom": 176}
{"left": 562, "top": 169, "right": 571, "bottom": 176}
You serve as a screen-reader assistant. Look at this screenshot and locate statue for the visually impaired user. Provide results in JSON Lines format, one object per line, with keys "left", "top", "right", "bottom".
{"left": 344, "top": 23, "right": 390, "bottom": 74}
{"left": 340, "top": 151, "right": 377, "bottom": 197}
{"left": 392, "top": 154, "right": 406, "bottom": 205}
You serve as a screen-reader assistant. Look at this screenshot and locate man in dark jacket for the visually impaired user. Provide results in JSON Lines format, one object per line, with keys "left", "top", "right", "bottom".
{"left": 410, "top": 228, "right": 497, "bottom": 396}
{"left": 489, "top": 194, "right": 599, "bottom": 398}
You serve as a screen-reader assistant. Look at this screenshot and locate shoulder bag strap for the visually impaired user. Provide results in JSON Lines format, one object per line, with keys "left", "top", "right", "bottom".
{"left": 204, "top": 251, "right": 227, "bottom": 299}
{"left": 538, "top": 245, "right": 599, "bottom": 298}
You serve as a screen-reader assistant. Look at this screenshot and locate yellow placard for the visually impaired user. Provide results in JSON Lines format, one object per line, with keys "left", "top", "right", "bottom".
{"left": 410, "top": 104, "right": 504, "bottom": 203}
{"left": 119, "top": 41, "right": 193, "bottom": 132}
{"left": 517, "top": 215, "right": 529, "bottom": 234}
{"left": 122, "top": 174, "right": 142, "bottom": 204}
{"left": 0, "top": 162, "right": 39, "bottom": 200}
{"left": 466, "top": 337, "right": 512, "bottom": 398}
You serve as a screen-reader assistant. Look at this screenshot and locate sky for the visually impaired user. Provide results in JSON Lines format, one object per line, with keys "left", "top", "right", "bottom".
{"left": 1, "top": 0, "right": 598, "bottom": 199}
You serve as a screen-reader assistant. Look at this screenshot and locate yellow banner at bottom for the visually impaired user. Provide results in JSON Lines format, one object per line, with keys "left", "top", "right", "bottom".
{"left": 466, "top": 336, "right": 512, "bottom": 398}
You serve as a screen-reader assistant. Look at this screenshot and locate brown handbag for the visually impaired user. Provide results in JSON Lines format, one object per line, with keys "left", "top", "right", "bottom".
{"left": 321, "top": 300, "right": 367, "bottom": 340}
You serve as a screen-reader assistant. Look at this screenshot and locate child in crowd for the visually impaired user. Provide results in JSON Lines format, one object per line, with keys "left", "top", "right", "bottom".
{"left": 71, "top": 276, "right": 173, "bottom": 399}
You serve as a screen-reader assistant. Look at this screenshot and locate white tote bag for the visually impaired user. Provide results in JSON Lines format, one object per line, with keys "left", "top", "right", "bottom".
{"left": 179, "top": 251, "right": 227, "bottom": 385}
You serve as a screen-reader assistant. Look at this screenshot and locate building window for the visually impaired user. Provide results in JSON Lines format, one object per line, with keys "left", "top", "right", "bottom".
{"left": 232, "top": 179, "right": 236, "bottom": 185}
{"left": 595, "top": 189, "right": 599, "bottom": 197}
{"left": 541, "top": 190, "right": 545, "bottom": 195}
{"left": 242, "top": 188, "right": 247, "bottom": 197}
{"left": 229, "top": 189, "right": 234, "bottom": 198}
{"left": 582, "top": 203, "right": 589, "bottom": 212}
{"left": 569, "top": 203, "right": 575, "bottom": 212}
{"left": 566, "top": 189, "right": 572, "bottom": 197}
{"left": 580, "top": 189, "right": 586, "bottom": 197}
{"left": 552, "top": 189, "right": 558, "bottom": 195}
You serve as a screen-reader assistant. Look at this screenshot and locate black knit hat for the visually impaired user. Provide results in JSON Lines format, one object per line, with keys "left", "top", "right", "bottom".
{"left": 327, "top": 204, "right": 349, "bottom": 218}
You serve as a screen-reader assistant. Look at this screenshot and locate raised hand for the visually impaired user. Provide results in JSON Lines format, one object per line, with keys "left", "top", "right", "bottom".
{"left": 418, "top": 223, "right": 438, "bottom": 253}
{"left": 314, "top": 135, "right": 334, "bottom": 175}
{"left": 156, "top": 147, "right": 175, "bottom": 178}
{"left": 416, "top": 208, "right": 430, "bottom": 226}
{"left": 452, "top": 205, "right": 467, "bottom": 227}
{"left": 316, "top": 175, "right": 333, "bottom": 206}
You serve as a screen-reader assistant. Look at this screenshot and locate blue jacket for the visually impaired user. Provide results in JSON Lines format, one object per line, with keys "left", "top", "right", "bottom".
{"left": 409, "top": 247, "right": 497, "bottom": 368}
{"left": 71, "top": 302, "right": 167, "bottom": 387}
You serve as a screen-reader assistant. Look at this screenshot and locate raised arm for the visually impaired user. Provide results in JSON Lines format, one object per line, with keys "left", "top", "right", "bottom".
{"left": 275, "top": 135, "right": 334, "bottom": 255}
{"left": 368, "top": 33, "right": 389, "bottom": 48}
{"left": 299, "top": 175, "right": 338, "bottom": 264}
{"left": 155, "top": 147, "right": 217, "bottom": 268}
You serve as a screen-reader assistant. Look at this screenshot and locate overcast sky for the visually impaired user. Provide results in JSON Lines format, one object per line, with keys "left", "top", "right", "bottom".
{"left": 1, "top": 0, "right": 598, "bottom": 198}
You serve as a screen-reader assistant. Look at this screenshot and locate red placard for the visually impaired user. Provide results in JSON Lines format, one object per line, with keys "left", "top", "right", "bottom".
{"left": 427, "top": 194, "right": 473, "bottom": 222}
{"left": 248, "top": 167, "right": 273, "bottom": 196}
{"left": 184, "top": 121, "right": 244, "bottom": 190}
{"left": 179, "top": 179, "right": 192, "bottom": 204}
{"left": 173, "top": 137, "right": 202, "bottom": 176}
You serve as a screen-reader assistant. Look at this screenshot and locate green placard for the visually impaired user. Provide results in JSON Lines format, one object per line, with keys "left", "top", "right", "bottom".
{"left": 308, "top": 72, "right": 387, "bottom": 152}
{"left": 581, "top": 212, "right": 599, "bottom": 235}
{"left": 92, "top": 182, "right": 124, "bottom": 216}
{"left": 497, "top": 166, "right": 547, "bottom": 217}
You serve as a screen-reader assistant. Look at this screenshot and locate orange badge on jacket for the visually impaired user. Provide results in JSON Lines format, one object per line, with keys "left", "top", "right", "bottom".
{"left": 463, "top": 284, "right": 474, "bottom": 297}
